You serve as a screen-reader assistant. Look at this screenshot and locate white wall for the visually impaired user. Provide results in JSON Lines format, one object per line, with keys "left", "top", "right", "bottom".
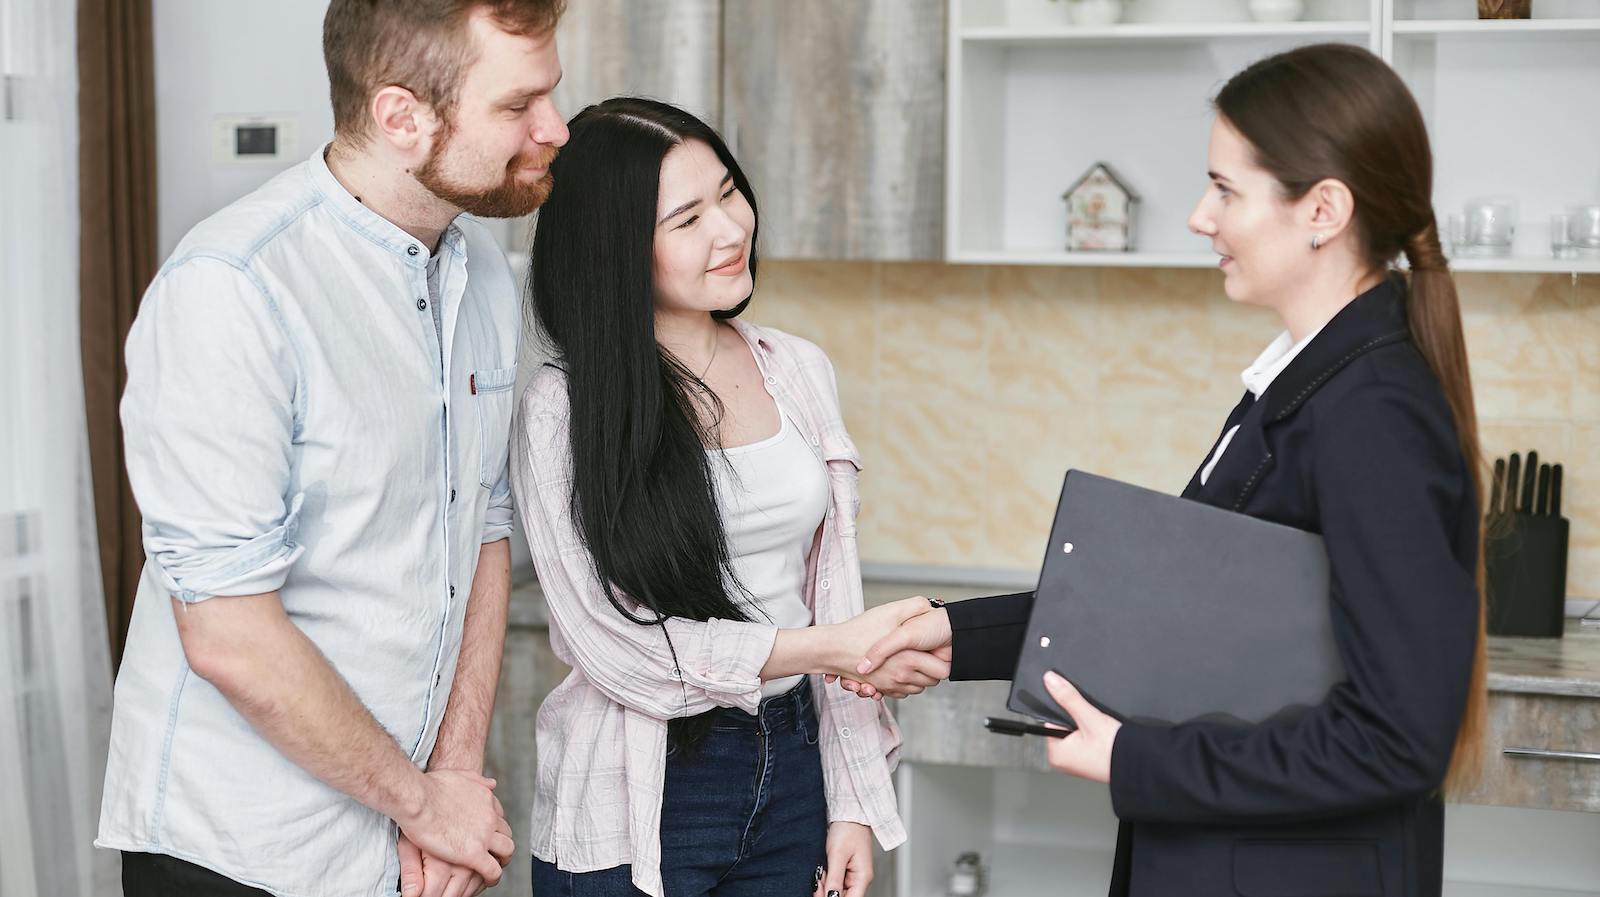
{"left": 153, "top": 0, "right": 333, "bottom": 257}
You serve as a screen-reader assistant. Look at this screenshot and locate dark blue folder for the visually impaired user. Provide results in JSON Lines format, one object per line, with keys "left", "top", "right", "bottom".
{"left": 1008, "top": 470, "right": 1344, "bottom": 729}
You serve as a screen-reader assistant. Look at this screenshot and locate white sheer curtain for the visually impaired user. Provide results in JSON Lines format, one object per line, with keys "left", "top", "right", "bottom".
{"left": 0, "top": 1, "right": 119, "bottom": 894}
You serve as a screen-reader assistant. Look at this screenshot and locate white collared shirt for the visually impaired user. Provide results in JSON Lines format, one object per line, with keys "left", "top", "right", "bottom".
{"left": 98, "top": 145, "right": 521, "bottom": 897}
{"left": 1199, "top": 322, "right": 1330, "bottom": 486}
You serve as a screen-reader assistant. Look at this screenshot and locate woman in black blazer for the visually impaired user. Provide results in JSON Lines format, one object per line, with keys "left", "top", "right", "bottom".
{"left": 850, "top": 44, "right": 1487, "bottom": 897}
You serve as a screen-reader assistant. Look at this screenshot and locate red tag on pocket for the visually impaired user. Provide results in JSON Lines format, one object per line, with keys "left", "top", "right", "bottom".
{"left": 470, "top": 373, "right": 477, "bottom": 395}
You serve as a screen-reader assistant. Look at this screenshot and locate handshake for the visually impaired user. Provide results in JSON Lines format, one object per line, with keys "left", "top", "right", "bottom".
{"left": 823, "top": 596, "right": 1122, "bottom": 786}
{"left": 824, "top": 597, "right": 956, "bottom": 700}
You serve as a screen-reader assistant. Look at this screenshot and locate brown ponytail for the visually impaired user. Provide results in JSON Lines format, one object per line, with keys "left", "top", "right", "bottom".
{"left": 1217, "top": 44, "right": 1487, "bottom": 794}
{"left": 1403, "top": 220, "right": 1488, "bottom": 795}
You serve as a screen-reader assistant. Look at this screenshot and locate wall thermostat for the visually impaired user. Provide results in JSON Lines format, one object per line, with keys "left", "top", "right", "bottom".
{"left": 212, "top": 115, "right": 299, "bottom": 164}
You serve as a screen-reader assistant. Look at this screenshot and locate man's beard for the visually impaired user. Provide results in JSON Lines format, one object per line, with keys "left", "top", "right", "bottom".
{"left": 414, "top": 129, "right": 557, "bottom": 218}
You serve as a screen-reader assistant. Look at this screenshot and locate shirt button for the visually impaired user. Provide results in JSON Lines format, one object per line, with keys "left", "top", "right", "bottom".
{"left": 416, "top": 298, "right": 427, "bottom": 311}
{"left": 840, "top": 726, "right": 853, "bottom": 739}
{"left": 450, "top": 488, "right": 456, "bottom": 503}
{"left": 766, "top": 376, "right": 777, "bottom": 385}
{"left": 671, "top": 667, "right": 682, "bottom": 679}
{"left": 449, "top": 585, "right": 456, "bottom": 598}
{"left": 407, "top": 245, "right": 420, "bottom": 257}
{"left": 820, "top": 578, "right": 831, "bottom": 590}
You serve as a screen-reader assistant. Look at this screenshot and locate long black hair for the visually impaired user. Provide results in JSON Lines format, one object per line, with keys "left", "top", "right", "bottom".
{"left": 529, "top": 97, "right": 761, "bottom": 751}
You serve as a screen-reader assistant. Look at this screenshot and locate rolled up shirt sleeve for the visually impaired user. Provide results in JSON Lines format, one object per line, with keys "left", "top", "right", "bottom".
{"left": 121, "top": 256, "right": 305, "bottom": 602}
{"left": 482, "top": 462, "right": 514, "bottom": 544}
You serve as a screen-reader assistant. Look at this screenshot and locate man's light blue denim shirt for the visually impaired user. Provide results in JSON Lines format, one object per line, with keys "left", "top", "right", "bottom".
{"left": 96, "top": 145, "right": 520, "bottom": 897}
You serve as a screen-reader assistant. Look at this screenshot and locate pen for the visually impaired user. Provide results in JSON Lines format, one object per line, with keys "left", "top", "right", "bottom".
{"left": 983, "top": 716, "right": 1071, "bottom": 739}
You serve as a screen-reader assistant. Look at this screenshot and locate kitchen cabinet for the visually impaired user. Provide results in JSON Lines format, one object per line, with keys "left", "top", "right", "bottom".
{"left": 550, "top": 0, "right": 722, "bottom": 124}
{"left": 945, "top": 0, "right": 1600, "bottom": 274}
{"left": 501, "top": 0, "right": 723, "bottom": 254}
{"left": 722, "top": 0, "right": 946, "bottom": 260}
{"left": 505, "top": 0, "right": 947, "bottom": 264}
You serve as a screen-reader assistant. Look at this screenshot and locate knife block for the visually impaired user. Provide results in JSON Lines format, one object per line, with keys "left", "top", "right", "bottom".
{"left": 1486, "top": 512, "right": 1569, "bottom": 638}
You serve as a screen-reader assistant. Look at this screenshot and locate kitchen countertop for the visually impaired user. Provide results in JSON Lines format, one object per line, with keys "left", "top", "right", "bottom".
{"left": 1484, "top": 622, "right": 1600, "bottom": 698}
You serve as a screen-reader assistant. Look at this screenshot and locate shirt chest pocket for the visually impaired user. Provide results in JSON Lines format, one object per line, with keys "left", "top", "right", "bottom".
{"left": 472, "top": 365, "right": 517, "bottom": 488}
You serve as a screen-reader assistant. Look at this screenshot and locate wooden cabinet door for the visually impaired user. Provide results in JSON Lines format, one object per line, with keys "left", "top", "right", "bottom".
{"left": 503, "top": 0, "right": 724, "bottom": 250}
{"left": 551, "top": 0, "right": 723, "bottom": 123}
{"left": 722, "top": 0, "right": 945, "bottom": 260}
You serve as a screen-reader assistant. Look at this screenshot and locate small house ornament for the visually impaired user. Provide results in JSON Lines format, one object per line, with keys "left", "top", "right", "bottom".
{"left": 1063, "top": 162, "right": 1139, "bottom": 252}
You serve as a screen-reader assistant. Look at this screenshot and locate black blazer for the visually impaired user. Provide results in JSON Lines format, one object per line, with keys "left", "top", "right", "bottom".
{"left": 947, "top": 277, "right": 1479, "bottom": 897}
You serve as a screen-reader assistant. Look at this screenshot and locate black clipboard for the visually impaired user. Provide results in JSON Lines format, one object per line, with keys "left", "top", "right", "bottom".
{"left": 1007, "top": 470, "right": 1344, "bottom": 730}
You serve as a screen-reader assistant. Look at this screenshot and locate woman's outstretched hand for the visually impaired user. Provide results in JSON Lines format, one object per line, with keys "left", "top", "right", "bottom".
{"left": 821, "top": 598, "right": 949, "bottom": 698}
{"left": 767, "top": 597, "right": 944, "bottom": 687}
{"left": 827, "top": 599, "right": 953, "bottom": 700}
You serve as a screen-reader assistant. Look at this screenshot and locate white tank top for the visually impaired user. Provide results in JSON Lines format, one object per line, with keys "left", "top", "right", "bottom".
{"left": 710, "top": 409, "right": 830, "bottom": 697}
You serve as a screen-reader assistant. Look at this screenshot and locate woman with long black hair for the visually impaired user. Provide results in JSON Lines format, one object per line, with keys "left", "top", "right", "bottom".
{"left": 852, "top": 44, "right": 1487, "bottom": 897}
{"left": 511, "top": 97, "right": 942, "bottom": 897}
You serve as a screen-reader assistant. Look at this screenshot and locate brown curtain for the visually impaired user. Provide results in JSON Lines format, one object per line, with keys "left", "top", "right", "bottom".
{"left": 78, "top": 0, "right": 157, "bottom": 669}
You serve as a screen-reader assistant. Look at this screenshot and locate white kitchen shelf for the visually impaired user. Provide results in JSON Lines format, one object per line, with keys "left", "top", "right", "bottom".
{"left": 1444, "top": 883, "right": 1599, "bottom": 897}
{"left": 1445, "top": 256, "right": 1600, "bottom": 275}
{"left": 946, "top": 0, "right": 1600, "bottom": 275}
{"left": 1394, "top": 18, "right": 1600, "bottom": 35}
{"left": 960, "top": 20, "right": 1371, "bottom": 44}
{"left": 949, "top": 251, "right": 1600, "bottom": 274}
{"left": 975, "top": 843, "right": 1116, "bottom": 897}
{"left": 948, "top": 249, "right": 1218, "bottom": 268}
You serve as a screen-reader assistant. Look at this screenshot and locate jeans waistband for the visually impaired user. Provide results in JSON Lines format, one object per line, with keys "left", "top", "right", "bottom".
{"left": 709, "top": 677, "right": 813, "bottom": 732}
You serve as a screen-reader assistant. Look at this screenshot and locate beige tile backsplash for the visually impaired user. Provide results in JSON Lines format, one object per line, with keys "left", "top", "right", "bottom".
{"left": 749, "top": 262, "right": 1600, "bottom": 599}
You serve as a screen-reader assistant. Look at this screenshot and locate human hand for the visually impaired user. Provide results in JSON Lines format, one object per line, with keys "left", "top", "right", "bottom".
{"left": 825, "top": 599, "right": 950, "bottom": 698}
{"left": 835, "top": 604, "right": 953, "bottom": 699}
{"left": 836, "top": 644, "right": 951, "bottom": 700}
{"left": 815, "top": 822, "right": 874, "bottom": 897}
{"left": 398, "top": 832, "right": 487, "bottom": 897}
{"left": 1040, "top": 671, "right": 1120, "bottom": 784}
{"left": 821, "top": 597, "right": 937, "bottom": 677}
{"left": 395, "top": 770, "right": 514, "bottom": 887}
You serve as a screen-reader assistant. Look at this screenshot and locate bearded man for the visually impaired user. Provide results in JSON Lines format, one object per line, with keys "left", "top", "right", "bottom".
{"left": 96, "top": 3, "right": 568, "bottom": 895}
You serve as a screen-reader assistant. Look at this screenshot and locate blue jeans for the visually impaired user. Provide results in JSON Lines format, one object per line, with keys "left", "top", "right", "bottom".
{"left": 532, "top": 679, "right": 828, "bottom": 897}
